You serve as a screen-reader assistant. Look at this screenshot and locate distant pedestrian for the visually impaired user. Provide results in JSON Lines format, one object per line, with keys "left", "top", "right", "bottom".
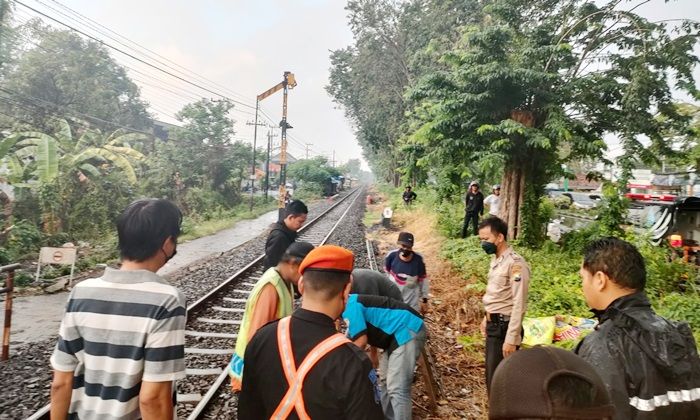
{"left": 351, "top": 268, "right": 403, "bottom": 302}
{"left": 484, "top": 184, "right": 502, "bottom": 217}
{"left": 238, "top": 245, "right": 383, "bottom": 419}
{"left": 343, "top": 294, "right": 426, "bottom": 420}
{"left": 402, "top": 186, "right": 417, "bottom": 206}
{"left": 264, "top": 199, "right": 308, "bottom": 269}
{"left": 461, "top": 181, "right": 484, "bottom": 238}
{"left": 478, "top": 216, "right": 530, "bottom": 391}
{"left": 384, "top": 232, "right": 429, "bottom": 313}
{"left": 575, "top": 237, "right": 700, "bottom": 419}
{"left": 229, "top": 241, "right": 315, "bottom": 391}
{"left": 50, "top": 199, "right": 186, "bottom": 420}
{"left": 489, "top": 346, "right": 615, "bottom": 420}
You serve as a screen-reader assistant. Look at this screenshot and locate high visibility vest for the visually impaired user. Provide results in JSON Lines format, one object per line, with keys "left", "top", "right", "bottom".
{"left": 270, "top": 316, "right": 350, "bottom": 420}
{"left": 229, "top": 268, "right": 294, "bottom": 390}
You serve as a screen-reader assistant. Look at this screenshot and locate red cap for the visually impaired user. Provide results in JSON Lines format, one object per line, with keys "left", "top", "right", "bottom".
{"left": 299, "top": 245, "right": 354, "bottom": 274}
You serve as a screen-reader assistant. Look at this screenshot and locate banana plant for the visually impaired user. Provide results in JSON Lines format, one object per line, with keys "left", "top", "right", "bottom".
{"left": 8, "top": 118, "right": 147, "bottom": 185}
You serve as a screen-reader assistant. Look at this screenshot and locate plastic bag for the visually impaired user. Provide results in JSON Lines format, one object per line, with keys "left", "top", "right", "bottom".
{"left": 553, "top": 315, "right": 597, "bottom": 342}
{"left": 522, "top": 316, "right": 556, "bottom": 347}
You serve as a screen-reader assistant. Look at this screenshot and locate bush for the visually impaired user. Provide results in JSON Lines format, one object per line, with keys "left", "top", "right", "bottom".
{"left": 183, "top": 187, "right": 226, "bottom": 218}
{"left": 7, "top": 220, "right": 42, "bottom": 259}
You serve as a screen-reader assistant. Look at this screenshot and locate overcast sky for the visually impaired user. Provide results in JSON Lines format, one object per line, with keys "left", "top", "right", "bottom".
{"left": 14, "top": 0, "right": 700, "bottom": 167}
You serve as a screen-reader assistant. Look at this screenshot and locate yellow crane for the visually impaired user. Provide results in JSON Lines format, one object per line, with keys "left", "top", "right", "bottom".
{"left": 256, "top": 71, "right": 297, "bottom": 219}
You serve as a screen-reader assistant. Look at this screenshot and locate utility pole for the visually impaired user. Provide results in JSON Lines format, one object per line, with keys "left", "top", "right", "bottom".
{"left": 305, "top": 143, "right": 313, "bottom": 159}
{"left": 331, "top": 150, "right": 336, "bottom": 167}
{"left": 265, "top": 129, "right": 278, "bottom": 202}
{"left": 246, "top": 109, "right": 266, "bottom": 212}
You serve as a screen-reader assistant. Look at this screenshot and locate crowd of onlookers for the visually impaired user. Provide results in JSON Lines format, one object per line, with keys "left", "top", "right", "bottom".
{"left": 46, "top": 194, "right": 699, "bottom": 420}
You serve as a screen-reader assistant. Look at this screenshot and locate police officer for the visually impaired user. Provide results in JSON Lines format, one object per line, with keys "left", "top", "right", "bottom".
{"left": 238, "top": 245, "right": 383, "bottom": 419}
{"left": 477, "top": 216, "right": 530, "bottom": 391}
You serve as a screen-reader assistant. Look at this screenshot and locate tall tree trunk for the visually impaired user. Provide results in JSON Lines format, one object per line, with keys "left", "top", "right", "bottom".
{"left": 500, "top": 163, "right": 527, "bottom": 240}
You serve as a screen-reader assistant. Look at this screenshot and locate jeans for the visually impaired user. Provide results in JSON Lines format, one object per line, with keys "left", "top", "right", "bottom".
{"left": 379, "top": 328, "right": 427, "bottom": 420}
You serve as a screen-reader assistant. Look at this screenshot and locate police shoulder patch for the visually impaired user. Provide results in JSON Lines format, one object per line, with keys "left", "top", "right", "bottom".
{"left": 511, "top": 264, "right": 523, "bottom": 282}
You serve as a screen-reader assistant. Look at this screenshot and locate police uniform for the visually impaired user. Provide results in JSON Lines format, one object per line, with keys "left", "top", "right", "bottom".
{"left": 237, "top": 245, "right": 383, "bottom": 419}
{"left": 483, "top": 246, "right": 530, "bottom": 390}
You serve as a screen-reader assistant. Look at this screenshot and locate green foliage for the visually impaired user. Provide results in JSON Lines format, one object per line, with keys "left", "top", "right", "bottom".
{"left": 597, "top": 182, "right": 628, "bottom": 237}
{"left": 287, "top": 157, "right": 340, "bottom": 194}
{"left": 440, "top": 220, "right": 700, "bottom": 341}
{"left": 7, "top": 219, "right": 41, "bottom": 258}
{"left": 1, "top": 25, "right": 151, "bottom": 131}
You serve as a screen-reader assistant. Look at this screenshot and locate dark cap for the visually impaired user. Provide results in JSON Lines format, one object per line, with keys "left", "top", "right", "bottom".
{"left": 283, "top": 241, "right": 314, "bottom": 260}
{"left": 489, "top": 346, "right": 615, "bottom": 419}
{"left": 397, "top": 232, "right": 414, "bottom": 247}
{"left": 299, "top": 245, "right": 354, "bottom": 274}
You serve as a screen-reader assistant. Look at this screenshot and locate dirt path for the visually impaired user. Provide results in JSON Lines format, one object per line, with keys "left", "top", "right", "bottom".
{"left": 366, "top": 191, "right": 488, "bottom": 419}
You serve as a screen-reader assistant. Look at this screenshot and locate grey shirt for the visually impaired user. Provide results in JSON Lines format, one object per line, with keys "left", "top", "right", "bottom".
{"left": 351, "top": 268, "right": 403, "bottom": 301}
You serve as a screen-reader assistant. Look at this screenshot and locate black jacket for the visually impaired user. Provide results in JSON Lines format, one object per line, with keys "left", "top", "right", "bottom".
{"left": 575, "top": 292, "right": 700, "bottom": 420}
{"left": 465, "top": 191, "right": 484, "bottom": 214}
{"left": 264, "top": 221, "right": 297, "bottom": 269}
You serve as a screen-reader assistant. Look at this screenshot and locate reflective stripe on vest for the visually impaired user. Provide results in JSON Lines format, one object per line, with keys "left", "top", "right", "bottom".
{"left": 270, "top": 316, "right": 350, "bottom": 420}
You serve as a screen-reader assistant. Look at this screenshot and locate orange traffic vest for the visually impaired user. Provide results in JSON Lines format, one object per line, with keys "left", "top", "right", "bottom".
{"left": 270, "top": 316, "right": 350, "bottom": 420}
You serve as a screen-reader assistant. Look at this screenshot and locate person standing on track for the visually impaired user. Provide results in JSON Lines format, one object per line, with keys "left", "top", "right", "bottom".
{"left": 484, "top": 184, "right": 502, "bottom": 217}
{"left": 238, "top": 245, "right": 383, "bottom": 419}
{"left": 478, "top": 216, "right": 530, "bottom": 392}
{"left": 461, "top": 181, "right": 485, "bottom": 238}
{"left": 575, "top": 237, "right": 700, "bottom": 419}
{"left": 50, "top": 199, "right": 186, "bottom": 420}
{"left": 228, "top": 241, "right": 315, "bottom": 391}
{"left": 342, "top": 294, "right": 426, "bottom": 420}
{"left": 384, "top": 232, "right": 429, "bottom": 313}
{"left": 264, "top": 200, "right": 308, "bottom": 270}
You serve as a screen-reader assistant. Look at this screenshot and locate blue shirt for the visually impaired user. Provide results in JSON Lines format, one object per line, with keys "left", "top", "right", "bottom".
{"left": 342, "top": 294, "right": 424, "bottom": 352}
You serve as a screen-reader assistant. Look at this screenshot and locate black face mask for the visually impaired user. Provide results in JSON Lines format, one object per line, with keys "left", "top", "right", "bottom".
{"left": 481, "top": 241, "right": 497, "bottom": 255}
{"left": 400, "top": 249, "right": 413, "bottom": 258}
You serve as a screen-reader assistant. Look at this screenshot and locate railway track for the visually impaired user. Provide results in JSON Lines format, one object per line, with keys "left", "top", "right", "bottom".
{"left": 27, "top": 187, "right": 365, "bottom": 420}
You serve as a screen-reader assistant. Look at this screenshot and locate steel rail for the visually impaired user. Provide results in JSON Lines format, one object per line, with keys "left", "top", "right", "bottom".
{"left": 186, "top": 187, "right": 365, "bottom": 419}
{"left": 26, "top": 187, "right": 363, "bottom": 420}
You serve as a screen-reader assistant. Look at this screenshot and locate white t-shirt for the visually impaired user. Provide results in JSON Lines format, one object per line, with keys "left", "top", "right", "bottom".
{"left": 484, "top": 194, "right": 501, "bottom": 216}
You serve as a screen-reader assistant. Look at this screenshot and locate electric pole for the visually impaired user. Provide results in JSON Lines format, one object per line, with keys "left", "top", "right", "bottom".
{"left": 305, "top": 143, "right": 313, "bottom": 159}
{"left": 265, "top": 129, "right": 278, "bottom": 202}
{"left": 246, "top": 112, "right": 266, "bottom": 212}
{"left": 332, "top": 150, "right": 336, "bottom": 167}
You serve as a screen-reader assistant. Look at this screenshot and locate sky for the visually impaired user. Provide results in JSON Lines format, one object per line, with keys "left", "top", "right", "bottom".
{"left": 11, "top": 0, "right": 700, "bottom": 168}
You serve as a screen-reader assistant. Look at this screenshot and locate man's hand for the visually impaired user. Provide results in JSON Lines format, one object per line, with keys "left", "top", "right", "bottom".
{"left": 502, "top": 342, "right": 517, "bottom": 358}
{"left": 480, "top": 316, "right": 487, "bottom": 337}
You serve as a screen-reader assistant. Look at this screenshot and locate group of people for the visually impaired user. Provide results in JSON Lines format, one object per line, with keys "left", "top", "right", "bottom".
{"left": 232, "top": 199, "right": 431, "bottom": 419}
{"left": 47, "top": 194, "right": 700, "bottom": 420}
{"left": 476, "top": 207, "right": 700, "bottom": 419}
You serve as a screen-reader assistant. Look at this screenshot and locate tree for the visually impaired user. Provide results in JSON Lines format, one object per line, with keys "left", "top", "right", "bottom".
{"left": 407, "top": 0, "right": 699, "bottom": 244}
{"left": 1, "top": 23, "right": 152, "bottom": 131}
{"left": 288, "top": 157, "right": 340, "bottom": 191}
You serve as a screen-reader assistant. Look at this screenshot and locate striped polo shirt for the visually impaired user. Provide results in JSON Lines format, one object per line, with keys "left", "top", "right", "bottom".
{"left": 50, "top": 268, "right": 187, "bottom": 420}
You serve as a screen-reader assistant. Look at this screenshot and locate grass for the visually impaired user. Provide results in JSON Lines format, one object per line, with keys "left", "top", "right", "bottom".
{"left": 180, "top": 201, "right": 279, "bottom": 242}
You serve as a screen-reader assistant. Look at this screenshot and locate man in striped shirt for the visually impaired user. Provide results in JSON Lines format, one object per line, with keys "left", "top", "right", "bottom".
{"left": 50, "top": 199, "right": 187, "bottom": 420}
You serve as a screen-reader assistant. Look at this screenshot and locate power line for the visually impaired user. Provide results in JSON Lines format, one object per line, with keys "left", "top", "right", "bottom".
{"left": 13, "top": 0, "right": 257, "bottom": 110}
{"left": 45, "top": 0, "right": 253, "bottom": 103}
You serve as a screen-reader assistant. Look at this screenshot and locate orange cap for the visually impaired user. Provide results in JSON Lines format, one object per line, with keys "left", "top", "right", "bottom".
{"left": 299, "top": 244, "right": 354, "bottom": 274}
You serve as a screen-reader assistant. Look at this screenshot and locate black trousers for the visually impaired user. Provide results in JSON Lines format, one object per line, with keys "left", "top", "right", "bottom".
{"left": 485, "top": 319, "right": 509, "bottom": 393}
{"left": 461, "top": 211, "right": 479, "bottom": 238}
{"left": 485, "top": 319, "right": 523, "bottom": 393}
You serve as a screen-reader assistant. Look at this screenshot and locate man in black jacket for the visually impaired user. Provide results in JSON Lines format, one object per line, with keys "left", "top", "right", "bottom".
{"left": 461, "top": 181, "right": 484, "bottom": 238}
{"left": 264, "top": 200, "right": 308, "bottom": 269}
{"left": 575, "top": 237, "right": 700, "bottom": 419}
